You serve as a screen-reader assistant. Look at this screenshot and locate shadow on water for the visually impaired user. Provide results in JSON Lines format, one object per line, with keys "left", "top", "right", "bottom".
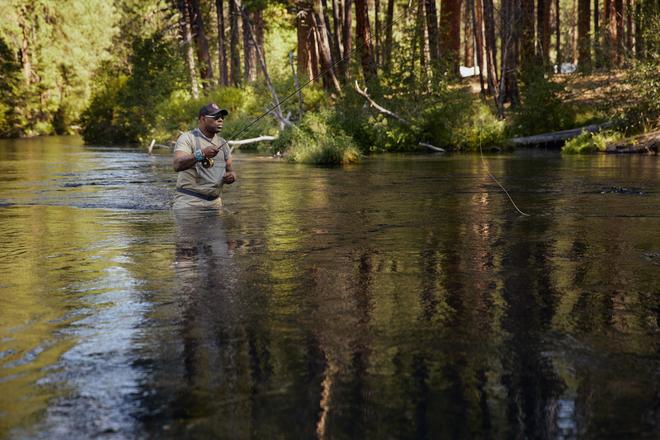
{"left": 0, "top": 137, "right": 658, "bottom": 438}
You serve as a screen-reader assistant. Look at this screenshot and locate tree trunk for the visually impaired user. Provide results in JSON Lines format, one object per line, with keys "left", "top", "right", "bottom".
{"left": 229, "top": 0, "right": 241, "bottom": 85}
{"left": 556, "top": 0, "right": 562, "bottom": 65}
{"left": 320, "top": 0, "right": 338, "bottom": 65}
{"left": 375, "top": 0, "right": 381, "bottom": 66}
{"left": 216, "top": 0, "right": 229, "bottom": 86}
{"left": 242, "top": 6, "right": 257, "bottom": 82}
{"left": 297, "top": 0, "right": 313, "bottom": 81}
{"left": 355, "top": 0, "right": 377, "bottom": 81}
{"left": 615, "top": 0, "right": 624, "bottom": 65}
{"left": 464, "top": 0, "right": 474, "bottom": 67}
{"left": 594, "top": 0, "right": 601, "bottom": 67}
{"left": 572, "top": 0, "right": 579, "bottom": 63}
{"left": 500, "top": 0, "right": 520, "bottom": 107}
{"left": 237, "top": 1, "right": 293, "bottom": 130}
{"left": 537, "top": 0, "right": 552, "bottom": 66}
{"left": 470, "top": 0, "right": 486, "bottom": 93}
{"left": 190, "top": 0, "right": 214, "bottom": 88}
{"left": 625, "top": 0, "right": 632, "bottom": 58}
{"left": 634, "top": 0, "right": 642, "bottom": 57}
{"left": 253, "top": 9, "right": 265, "bottom": 80}
{"left": 483, "top": 0, "right": 499, "bottom": 96}
{"left": 331, "top": 0, "right": 344, "bottom": 67}
{"left": 439, "top": 0, "right": 462, "bottom": 76}
{"left": 425, "top": 0, "right": 440, "bottom": 70}
{"left": 521, "top": 0, "right": 535, "bottom": 71}
{"left": 341, "top": 0, "right": 353, "bottom": 80}
{"left": 418, "top": 0, "right": 430, "bottom": 78}
{"left": 383, "top": 0, "right": 395, "bottom": 71}
{"left": 578, "top": 0, "right": 592, "bottom": 71}
{"left": 177, "top": 0, "right": 200, "bottom": 98}
{"left": 312, "top": 2, "right": 342, "bottom": 91}
{"left": 605, "top": 0, "right": 616, "bottom": 65}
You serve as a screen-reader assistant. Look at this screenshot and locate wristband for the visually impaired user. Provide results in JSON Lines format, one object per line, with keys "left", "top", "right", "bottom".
{"left": 194, "top": 149, "right": 204, "bottom": 162}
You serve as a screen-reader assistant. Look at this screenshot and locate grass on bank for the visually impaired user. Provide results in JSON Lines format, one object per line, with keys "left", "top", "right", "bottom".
{"left": 562, "top": 129, "right": 625, "bottom": 154}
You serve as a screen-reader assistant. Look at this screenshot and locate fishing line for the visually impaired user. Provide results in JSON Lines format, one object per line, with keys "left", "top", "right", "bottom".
{"left": 478, "top": 122, "right": 530, "bottom": 216}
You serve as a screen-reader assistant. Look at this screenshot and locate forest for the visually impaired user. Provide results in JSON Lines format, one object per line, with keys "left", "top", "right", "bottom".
{"left": 0, "top": 0, "right": 658, "bottom": 162}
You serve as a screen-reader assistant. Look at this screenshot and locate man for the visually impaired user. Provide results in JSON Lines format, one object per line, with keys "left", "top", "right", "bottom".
{"left": 172, "top": 103, "right": 237, "bottom": 209}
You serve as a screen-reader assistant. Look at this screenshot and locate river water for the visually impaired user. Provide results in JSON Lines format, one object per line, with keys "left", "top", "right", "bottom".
{"left": 0, "top": 136, "right": 658, "bottom": 439}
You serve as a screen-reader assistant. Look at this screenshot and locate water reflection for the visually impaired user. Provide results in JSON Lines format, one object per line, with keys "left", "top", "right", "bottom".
{"left": 0, "top": 137, "right": 658, "bottom": 438}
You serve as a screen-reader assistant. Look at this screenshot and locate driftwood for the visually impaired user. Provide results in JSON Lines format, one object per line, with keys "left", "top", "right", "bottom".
{"left": 148, "top": 139, "right": 174, "bottom": 153}
{"left": 354, "top": 81, "right": 444, "bottom": 152}
{"left": 510, "top": 122, "right": 613, "bottom": 147}
{"left": 228, "top": 135, "right": 277, "bottom": 153}
{"left": 606, "top": 130, "right": 659, "bottom": 154}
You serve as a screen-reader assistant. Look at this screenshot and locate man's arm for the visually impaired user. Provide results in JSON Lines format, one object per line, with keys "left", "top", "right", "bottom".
{"left": 173, "top": 150, "right": 198, "bottom": 172}
{"left": 172, "top": 141, "right": 219, "bottom": 172}
{"left": 223, "top": 157, "right": 236, "bottom": 184}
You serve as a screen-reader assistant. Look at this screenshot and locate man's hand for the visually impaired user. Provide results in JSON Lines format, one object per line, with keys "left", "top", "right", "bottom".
{"left": 223, "top": 171, "right": 236, "bottom": 184}
{"left": 203, "top": 145, "right": 219, "bottom": 158}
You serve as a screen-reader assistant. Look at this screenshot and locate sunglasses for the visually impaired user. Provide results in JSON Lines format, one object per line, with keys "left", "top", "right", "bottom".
{"left": 203, "top": 114, "right": 224, "bottom": 121}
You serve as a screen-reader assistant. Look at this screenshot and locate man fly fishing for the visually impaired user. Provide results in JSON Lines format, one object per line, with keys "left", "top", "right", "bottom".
{"left": 172, "top": 103, "right": 237, "bottom": 209}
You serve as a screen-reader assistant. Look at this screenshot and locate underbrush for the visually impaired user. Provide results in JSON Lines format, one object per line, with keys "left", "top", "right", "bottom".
{"left": 333, "top": 86, "right": 506, "bottom": 152}
{"left": 272, "top": 111, "right": 361, "bottom": 164}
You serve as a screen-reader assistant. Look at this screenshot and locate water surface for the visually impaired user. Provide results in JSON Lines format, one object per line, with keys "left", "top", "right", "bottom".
{"left": 0, "top": 136, "right": 658, "bottom": 439}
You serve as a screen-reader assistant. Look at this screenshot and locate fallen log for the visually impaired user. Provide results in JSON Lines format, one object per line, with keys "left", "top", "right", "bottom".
{"left": 510, "top": 122, "right": 613, "bottom": 147}
{"left": 605, "top": 130, "right": 659, "bottom": 154}
{"left": 228, "top": 135, "right": 277, "bottom": 153}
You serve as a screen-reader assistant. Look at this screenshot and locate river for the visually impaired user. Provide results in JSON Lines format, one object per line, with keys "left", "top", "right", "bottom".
{"left": 0, "top": 136, "right": 658, "bottom": 439}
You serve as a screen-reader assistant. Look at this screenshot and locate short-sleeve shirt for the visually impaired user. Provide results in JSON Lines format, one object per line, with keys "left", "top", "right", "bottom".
{"left": 174, "top": 128, "right": 231, "bottom": 198}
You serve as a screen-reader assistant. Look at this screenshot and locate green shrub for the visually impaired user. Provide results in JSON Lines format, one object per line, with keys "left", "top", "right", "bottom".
{"left": 562, "top": 129, "right": 624, "bottom": 154}
{"left": 332, "top": 86, "right": 504, "bottom": 152}
{"left": 81, "top": 35, "right": 185, "bottom": 144}
{"left": 273, "top": 111, "right": 361, "bottom": 165}
{"left": 417, "top": 91, "right": 506, "bottom": 150}
{"left": 622, "top": 14, "right": 660, "bottom": 131}
{"left": 512, "top": 73, "right": 576, "bottom": 136}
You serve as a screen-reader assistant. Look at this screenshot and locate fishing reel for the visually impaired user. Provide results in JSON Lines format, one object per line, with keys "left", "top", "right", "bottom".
{"left": 201, "top": 157, "right": 214, "bottom": 168}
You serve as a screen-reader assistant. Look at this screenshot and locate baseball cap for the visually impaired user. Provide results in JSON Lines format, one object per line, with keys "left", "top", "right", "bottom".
{"left": 199, "top": 103, "right": 229, "bottom": 119}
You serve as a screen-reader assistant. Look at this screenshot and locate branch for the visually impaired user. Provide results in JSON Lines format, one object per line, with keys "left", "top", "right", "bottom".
{"left": 354, "top": 81, "right": 411, "bottom": 127}
{"left": 354, "top": 81, "right": 444, "bottom": 153}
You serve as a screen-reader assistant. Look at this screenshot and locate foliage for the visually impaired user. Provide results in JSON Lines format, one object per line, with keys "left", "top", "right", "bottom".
{"left": 0, "top": 38, "right": 24, "bottom": 137}
{"left": 273, "top": 111, "right": 361, "bottom": 165}
{"left": 562, "top": 129, "right": 624, "bottom": 154}
{"left": 333, "top": 86, "right": 505, "bottom": 152}
{"left": 81, "top": 35, "right": 186, "bottom": 144}
{"left": 416, "top": 89, "right": 506, "bottom": 150}
{"left": 621, "top": 14, "right": 660, "bottom": 131}
{"left": 0, "top": 0, "right": 117, "bottom": 136}
{"left": 511, "top": 71, "right": 576, "bottom": 136}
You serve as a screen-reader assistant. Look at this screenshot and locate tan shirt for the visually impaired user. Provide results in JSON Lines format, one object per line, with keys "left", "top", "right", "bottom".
{"left": 174, "top": 128, "right": 231, "bottom": 198}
